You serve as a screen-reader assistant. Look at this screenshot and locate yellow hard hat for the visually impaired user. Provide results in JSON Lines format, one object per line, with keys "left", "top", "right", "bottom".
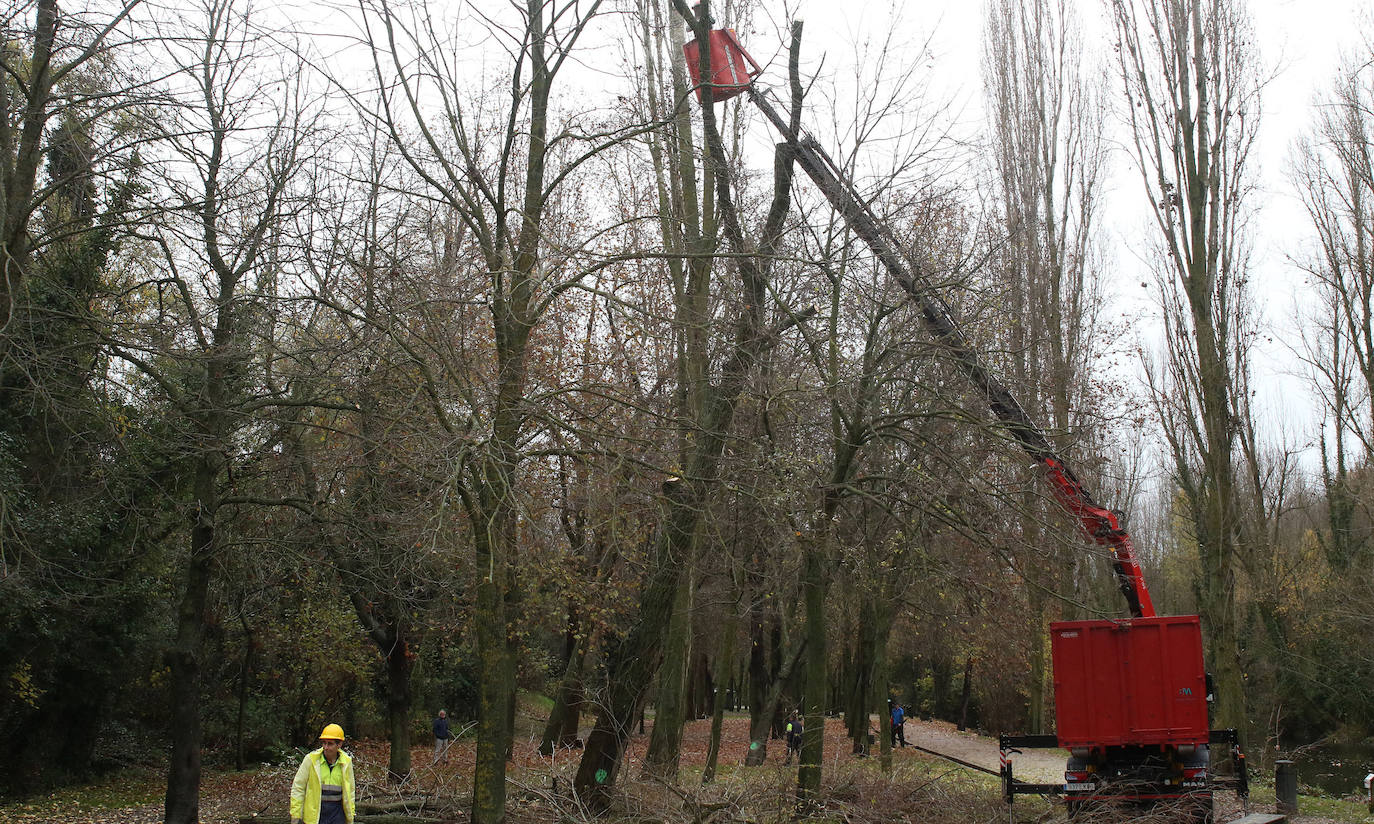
{"left": 319, "top": 723, "right": 345, "bottom": 741}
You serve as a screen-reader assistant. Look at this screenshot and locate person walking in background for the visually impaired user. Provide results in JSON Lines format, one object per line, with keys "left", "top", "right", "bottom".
{"left": 432, "top": 709, "right": 452, "bottom": 764}
{"left": 891, "top": 702, "right": 907, "bottom": 748}
{"left": 784, "top": 710, "right": 803, "bottom": 765}
{"left": 290, "top": 723, "right": 355, "bottom": 824}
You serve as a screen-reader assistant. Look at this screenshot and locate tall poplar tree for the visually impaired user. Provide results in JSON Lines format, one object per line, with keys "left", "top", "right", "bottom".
{"left": 983, "top": 0, "right": 1108, "bottom": 729}
{"left": 1109, "top": 0, "right": 1262, "bottom": 733}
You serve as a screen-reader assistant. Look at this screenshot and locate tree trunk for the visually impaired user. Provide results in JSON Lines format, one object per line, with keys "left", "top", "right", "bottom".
{"left": 796, "top": 537, "right": 827, "bottom": 803}
{"left": 957, "top": 658, "right": 974, "bottom": 732}
{"left": 473, "top": 527, "right": 511, "bottom": 824}
{"left": 539, "top": 625, "right": 589, "bottom": 755}
{"left": 1025, "top": 582, "right": 1046, "bottom": 735}
{"left": 842, "top": 621, "right": 860, "bottom": 744}
{"left": 846, "top": 602, "right": 877, "bottom": 755}
{"left": 644, "top": 562, "right": 693, "bottom": 778}
{"left": 1194, "top": 291, "right": 1246, "bottom": 736}
{"left": 505, "top": 650, "right": 518, "bottom": 763}
{"left": 745, "top": 611, "right": 772, "bottom": 761}
{"left": 743, "top": 636, "right": 806, "bottom": 766}
{"left": 385, "top": 634, "right": 413, "bottom": 781}
{"left": 686, "top": 652, "right": 713, "bottom": 720}
{"left": 575, "top": 481, "right": 695, "bottom": 808}
{"left": 932, "top": 655, "right": 953, "bottom": 720}
{"left": 164, "top": 461, "right": 216, "bottom": 824}
{"left": 874, "top": 605, "right": 893, "bottom": 775}
{"left": 702, "top": 616, "right": 737, "bottom": 783}
{"left": 235, "top": 616, "right": 254, "bottom": 772}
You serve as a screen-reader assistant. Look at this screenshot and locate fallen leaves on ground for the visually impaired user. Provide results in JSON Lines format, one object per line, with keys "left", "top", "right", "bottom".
{"left": 0, "top": 717, "right": 1339, "bottom": 824}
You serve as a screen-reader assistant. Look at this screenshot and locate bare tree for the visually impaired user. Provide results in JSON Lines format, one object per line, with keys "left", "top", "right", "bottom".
{"left": 571, "top": 0, "right": 806, "bottom": 807}
{"left": 1293, "top": 50, "right": 1374, "bottom": 566}
{"left": 1108, "top": 0, "right": 1262, "bottom": 733}
{"left": 348, "top": 0, "right": 675, "bottom": 819}
{"left": 982, "top": 0, "right": 1109, "bottom": 731}
{"left": 94, "top": 2, "right": 321, "bottom": 819}
{"left": 635, "top": 0, "right": 733, "bottom": 780}
{"left": 316, "top": 137, "right": 450, "bottom": 781}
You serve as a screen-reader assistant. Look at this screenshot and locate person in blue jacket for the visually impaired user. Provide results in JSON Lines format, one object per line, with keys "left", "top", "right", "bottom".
{"left": 890, "top": 702, "right": 907, "bottom": 747}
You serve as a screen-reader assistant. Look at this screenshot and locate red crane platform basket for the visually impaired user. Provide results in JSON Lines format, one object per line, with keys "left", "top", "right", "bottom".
{"left": 683, "top": 28, "right": 762, "bottom": 101}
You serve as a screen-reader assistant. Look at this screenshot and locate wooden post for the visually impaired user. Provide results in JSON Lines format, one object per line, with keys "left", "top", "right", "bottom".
{"left": 1274, "top": 760, "right": 1298, "bottom": 815}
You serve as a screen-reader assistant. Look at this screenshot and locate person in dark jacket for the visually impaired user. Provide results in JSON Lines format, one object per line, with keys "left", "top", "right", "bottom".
{"left": 432, "top": 709, "right": 452, "bottom": 764}
{"left": 784, "top": 710, "right": 803, "bottom": 765}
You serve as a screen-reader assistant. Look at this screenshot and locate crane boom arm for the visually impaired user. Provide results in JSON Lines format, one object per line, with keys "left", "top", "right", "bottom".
{"left": 745, "top": 88, "right": 1155, "bottom": 619}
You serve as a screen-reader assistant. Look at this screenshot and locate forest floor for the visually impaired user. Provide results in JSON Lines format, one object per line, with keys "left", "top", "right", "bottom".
{"left": 0, "top": 716, "right": 1366, "bottom": 824}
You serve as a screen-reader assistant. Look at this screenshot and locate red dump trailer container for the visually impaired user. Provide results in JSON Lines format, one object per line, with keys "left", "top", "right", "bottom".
{"left": 1051, "top": 615, "right": 1210, "bottom": 750}
{"left": 1002, "top": 613, "right": 1245, "bottom": 820}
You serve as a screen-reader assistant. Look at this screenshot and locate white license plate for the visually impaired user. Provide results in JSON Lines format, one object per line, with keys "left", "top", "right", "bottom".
{"left": 1064, "top": 783, "right": 1095, "bottom": 791}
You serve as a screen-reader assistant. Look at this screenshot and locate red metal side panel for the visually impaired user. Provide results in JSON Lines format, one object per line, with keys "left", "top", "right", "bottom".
{"left": 1051, "top": 615, "right": 1210, "bottom": 749}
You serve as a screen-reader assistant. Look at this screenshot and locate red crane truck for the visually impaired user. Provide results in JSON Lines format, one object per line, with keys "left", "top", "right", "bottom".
{"left": 681, "top": 18, "right": 1247, "bottom": 822}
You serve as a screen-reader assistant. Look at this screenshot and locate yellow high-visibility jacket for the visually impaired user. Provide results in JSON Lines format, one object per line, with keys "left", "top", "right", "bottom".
{"left": 289, "top": 748, "right": 355, "bottom": 824}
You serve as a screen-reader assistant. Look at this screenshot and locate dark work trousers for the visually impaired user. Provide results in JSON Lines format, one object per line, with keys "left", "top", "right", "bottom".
{"left": 892, "top": 721, "right": 906, "bottom": 747}
{"left": 319, "top": 800, "right": 347, "bottom": 824}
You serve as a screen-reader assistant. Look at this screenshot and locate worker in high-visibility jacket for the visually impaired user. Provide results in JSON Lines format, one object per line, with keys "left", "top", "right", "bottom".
{"left": 290, "top": 723, "right": 356, "bottom": 824}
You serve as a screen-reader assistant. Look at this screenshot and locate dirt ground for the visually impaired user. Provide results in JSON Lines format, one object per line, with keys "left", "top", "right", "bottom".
{"left": 0, "top": 715, "right": 1352, "bottom": 824}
